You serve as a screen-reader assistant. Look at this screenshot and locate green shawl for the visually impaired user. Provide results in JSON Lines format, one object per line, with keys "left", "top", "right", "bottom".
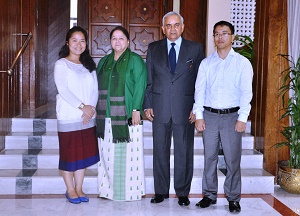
{"left": 96, "top": 48, "right": 131, "bottom": 143}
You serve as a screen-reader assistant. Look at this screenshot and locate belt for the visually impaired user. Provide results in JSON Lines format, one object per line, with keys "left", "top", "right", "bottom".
{"left": 204, "top": 106, "right": 240, "bottom": 114}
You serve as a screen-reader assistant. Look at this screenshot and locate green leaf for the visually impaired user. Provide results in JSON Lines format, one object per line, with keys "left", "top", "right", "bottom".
{"left": 275, "top": 54, "right": 300, "bottom": 168}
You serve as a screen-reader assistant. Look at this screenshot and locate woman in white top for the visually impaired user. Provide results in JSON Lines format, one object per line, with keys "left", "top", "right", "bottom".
{"left": 54, "top": 26, "right": 99, "bottom": 204}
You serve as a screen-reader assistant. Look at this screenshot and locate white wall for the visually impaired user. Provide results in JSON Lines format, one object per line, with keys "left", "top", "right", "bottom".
{"left": 173, "top": 0, "right": 180, "bottom": 13}
{"left": 206, "top": 0, "right": 231, "bottom": 56}
{"left": 174, "top": 0, "right": 231, "bottom": 56}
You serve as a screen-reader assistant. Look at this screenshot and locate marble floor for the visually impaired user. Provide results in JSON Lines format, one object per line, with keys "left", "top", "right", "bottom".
{"left": 0, "top": 186, "right": 299, "bottom": 216}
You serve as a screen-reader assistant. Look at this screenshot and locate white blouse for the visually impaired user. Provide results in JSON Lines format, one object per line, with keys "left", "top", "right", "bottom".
{"left": 54, "top": 58, "right": 98, "bottom": 131}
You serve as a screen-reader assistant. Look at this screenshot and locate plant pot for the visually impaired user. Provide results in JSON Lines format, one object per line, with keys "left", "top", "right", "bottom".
{"left": 278, "top": 160, "right": 300, "bottom": 194}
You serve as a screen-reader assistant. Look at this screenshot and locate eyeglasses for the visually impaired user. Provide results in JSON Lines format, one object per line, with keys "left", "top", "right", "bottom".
{"left": 213, "top": 32, "right": 233, "bottom": 38}
{"left": 165, "top": 23, "right": 181, "bottom": 29}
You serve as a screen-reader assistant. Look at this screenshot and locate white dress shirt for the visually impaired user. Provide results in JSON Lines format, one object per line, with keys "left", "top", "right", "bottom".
{"left": 193, "top": 48, "right": 253, "bottom": 123}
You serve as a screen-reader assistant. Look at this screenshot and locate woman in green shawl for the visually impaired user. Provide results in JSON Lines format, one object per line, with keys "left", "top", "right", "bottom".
{"left": 96, "top": 26, "right": 147, "bottom": 201}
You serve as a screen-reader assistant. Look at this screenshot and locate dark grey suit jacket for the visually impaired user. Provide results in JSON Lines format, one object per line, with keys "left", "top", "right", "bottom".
{"left": 143, "top": 37, "right": 204, "bottom": 124}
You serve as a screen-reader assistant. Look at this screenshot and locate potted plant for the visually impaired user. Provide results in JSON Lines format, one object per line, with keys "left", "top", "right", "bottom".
{"left": 276, "top": 54, "right": 300, "bottom": 194}
{"left": 233, "top": 35, "right": 254, "bottom": 65}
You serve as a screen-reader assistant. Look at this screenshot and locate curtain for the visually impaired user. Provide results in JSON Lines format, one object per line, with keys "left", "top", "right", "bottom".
{"left": 288, "top": 0, "right": 300, "bottom": 62}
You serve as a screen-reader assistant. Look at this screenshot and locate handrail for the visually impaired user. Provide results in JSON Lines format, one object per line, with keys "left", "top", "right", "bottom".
{"left": 0, "top": 32, "right": 32, "bottom": 75}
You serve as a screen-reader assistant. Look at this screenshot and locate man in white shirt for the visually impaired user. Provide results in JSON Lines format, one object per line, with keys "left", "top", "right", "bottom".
{"left": 193, "top": 21, "right": 253, "bottom": 213}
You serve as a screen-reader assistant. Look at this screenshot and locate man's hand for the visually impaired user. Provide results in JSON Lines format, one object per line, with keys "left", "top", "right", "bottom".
{"left": 144, "top": 108, "right": 154, "bottom": 121}
{"left": 235, "top": 120, "right": 246, "bottom": 132}
{"left": 195, "top": 119, "right": 205, "bottom": 132}
{"left": 189, "top": 111, "right": 196, "bottom": 123}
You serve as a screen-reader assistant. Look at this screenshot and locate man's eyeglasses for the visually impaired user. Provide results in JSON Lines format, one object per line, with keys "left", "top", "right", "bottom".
{"left": 165, "top": 23, "right": 181, "bottom": 29}
{"left": 213, "top": 32, "right": 233, "bottom": 38}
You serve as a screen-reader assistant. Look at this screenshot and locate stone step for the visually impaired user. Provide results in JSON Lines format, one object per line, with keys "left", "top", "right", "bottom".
{"left": 143, "top": 149, "right": 263, "bottom": 169}
{"left": 11, "top": 118, "right": 57, "bottom": 133}
{"left": 5, "top": 132, "right": 254, "bottom": 150}
{"left": 0, "top": 168, "right": 274, "bottom": 195}
{"left": 4, "top": 117, "right": 273, "bottom": 196}
{"left": 5, "top": 132, "right": 59, "bottom": 150}
{"left": 9, "top": 118, "right": 253, "bottom": 150}
{"left": 143, "top": 132, "right": 254, "bottom": 149}
{"left": 143, "top": 120, "right": 252, "bottom": 134}
{"left": 12, "top": 118, "right": 252, "bottom": 134}
{"left": 0, "top": 149, "right": 263, "bottom": 170}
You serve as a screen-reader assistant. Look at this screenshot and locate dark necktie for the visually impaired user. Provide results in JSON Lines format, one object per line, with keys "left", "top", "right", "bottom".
{"left": 169, "top": 42, "right": 176, "bottom": 75}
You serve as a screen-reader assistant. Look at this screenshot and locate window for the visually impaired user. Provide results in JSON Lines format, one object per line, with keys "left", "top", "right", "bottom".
{"left": 70, "top": 0, "right": 78, "bottom": 27}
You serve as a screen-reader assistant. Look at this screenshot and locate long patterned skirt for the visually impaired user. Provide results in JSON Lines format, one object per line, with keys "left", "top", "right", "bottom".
{"left": 97, "top": 118, "right": 145, "bottom": 201}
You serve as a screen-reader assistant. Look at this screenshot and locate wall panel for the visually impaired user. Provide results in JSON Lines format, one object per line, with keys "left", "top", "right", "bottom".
{"left": 35, "top": 0, "right": 49, "bottom": 108}
{"left": 180, "top": 0, "right": 207, "bottom": 53}
{"left": 0, "top": 0, "right": 22, "bottom": 151}
{"left": 47, "top": 0, "right": 70, "bottom": 103}
{"left": 252, "top": 0, "right": 290, "bottom": 176}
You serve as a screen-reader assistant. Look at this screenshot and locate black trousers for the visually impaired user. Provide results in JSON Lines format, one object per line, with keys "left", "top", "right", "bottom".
{"left": 152, "top": 118, "right": 195, "bottom": 197}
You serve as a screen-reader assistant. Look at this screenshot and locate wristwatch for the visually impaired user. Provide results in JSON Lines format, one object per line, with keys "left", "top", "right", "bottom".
{"left": 78, "top": 103, "right": 85, "bottom": 109}
{"left": 133, "top": 109, "right": 140, "bottom": 112}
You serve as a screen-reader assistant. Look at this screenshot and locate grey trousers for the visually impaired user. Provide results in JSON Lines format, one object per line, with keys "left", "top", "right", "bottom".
{"left": 152, "top": 118, "right": 195, "bottom": 197}
{"left": 202, "top": 110, "right": 242, "bottom": 201}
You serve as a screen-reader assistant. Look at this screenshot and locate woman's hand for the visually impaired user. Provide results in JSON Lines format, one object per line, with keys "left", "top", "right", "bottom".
{"left": 132, "top": 110, "right": 141, "bottom": 126}
{"left": 81, "top": 105, "right": 95, "bottom": 124}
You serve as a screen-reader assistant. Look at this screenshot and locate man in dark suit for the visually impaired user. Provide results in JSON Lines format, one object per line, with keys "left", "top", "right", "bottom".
{"left": 143, "top": 11, "right": 204, "bottom": 206}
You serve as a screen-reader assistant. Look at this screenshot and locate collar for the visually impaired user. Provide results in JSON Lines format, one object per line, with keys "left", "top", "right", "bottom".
{"left": 167, "top": 37, "right": 182, "bottom": 48}
{"left": 213, "top": 48, "right": 236, "bottom": 60}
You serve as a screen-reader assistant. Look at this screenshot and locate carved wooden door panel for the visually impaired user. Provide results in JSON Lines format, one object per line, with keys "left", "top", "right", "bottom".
{"left": 89, "top": 0, "right": 164, "bottom": 60}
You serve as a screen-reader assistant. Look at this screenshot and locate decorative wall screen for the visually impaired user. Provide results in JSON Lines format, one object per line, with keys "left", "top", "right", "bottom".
{"left": 230, "top": 0, "right": 256, "bottom": 47}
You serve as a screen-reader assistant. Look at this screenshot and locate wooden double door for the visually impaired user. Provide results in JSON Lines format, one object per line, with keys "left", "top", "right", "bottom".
{"left": 78, "top": 0, "right": 207, "bottom": 61}
{"left": 89, "top": 0, "right": 166, "bottom": 60}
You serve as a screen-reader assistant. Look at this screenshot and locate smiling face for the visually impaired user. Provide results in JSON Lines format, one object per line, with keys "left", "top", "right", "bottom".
{"left": 67, "top": 31, "right": 86, "bottom": 57}
{"left": 162, "top": 14, "right": 184, "bottom": 42}
{"left": 213, "top": 25, "right": 235, "bottom": 51}
{"left": 110, "top": 30, "right": 129, "bottom": 55}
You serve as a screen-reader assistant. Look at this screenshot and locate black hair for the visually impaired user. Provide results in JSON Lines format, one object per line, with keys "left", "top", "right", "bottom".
{"left": 58, "top": 26, "right": 96, "bottom": 72}
{"left": 213, "top": 21, "right": 235, "bottom": 34}
{"left": 109, "top": 26, "right": 130, "bottom": 40}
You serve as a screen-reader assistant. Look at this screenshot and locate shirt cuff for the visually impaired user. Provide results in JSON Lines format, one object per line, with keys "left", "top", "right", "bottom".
{"left": 195, "top": 111, "right": 204, "bottom": 120}
{"left": 238, "top": 113, "right": 248, "bottom": 123}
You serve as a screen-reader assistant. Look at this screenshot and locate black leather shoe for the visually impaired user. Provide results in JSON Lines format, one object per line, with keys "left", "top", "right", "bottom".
{"left": 229, "top": 201, "right": 241, "bottom": 212}
{"left": 178, "top": 196, "right": 190, "bottom": 206}
{"left": 196, "top": 197, "right": 217, "bottom": 208}
{"left": 150, "top": 194, "right": 169, "bottom": 203}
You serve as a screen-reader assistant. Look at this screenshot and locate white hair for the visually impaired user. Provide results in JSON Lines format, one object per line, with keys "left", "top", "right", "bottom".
{"left": 162, "top": 11, "right": 184, "bottom": 26}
